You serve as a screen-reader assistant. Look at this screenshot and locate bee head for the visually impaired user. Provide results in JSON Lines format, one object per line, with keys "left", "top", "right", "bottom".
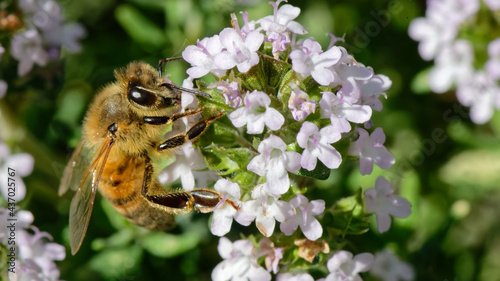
{"left": 116, "top": 62, "right": 181, "bottom": 111}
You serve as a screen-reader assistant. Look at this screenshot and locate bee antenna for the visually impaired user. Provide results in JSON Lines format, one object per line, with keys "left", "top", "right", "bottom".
{"left": 161, "top": 82, "right": 212, "bottom": 98}
{"left": 158, "top": 57, "right": 184, "bottom": 77}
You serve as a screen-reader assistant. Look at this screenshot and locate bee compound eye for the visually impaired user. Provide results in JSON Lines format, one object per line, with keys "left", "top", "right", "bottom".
{"left": 127, "top": 86, "right": 157, "bottom": 107}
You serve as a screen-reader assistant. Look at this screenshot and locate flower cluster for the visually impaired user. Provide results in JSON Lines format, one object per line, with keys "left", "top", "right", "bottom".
{"left": 1, "top": 0, "right": 86, "bottom": 77}
{"left": 409, "top": 0, "right": 500, "bottom": 124}
{"left": 0, "top": 209, "right": 66, "bottom": 281}
{"left": 158, "top": 0, "right": 412, "bottom": 280}
{"left": 0, "top": 140, "right": 65, "bottom": 281}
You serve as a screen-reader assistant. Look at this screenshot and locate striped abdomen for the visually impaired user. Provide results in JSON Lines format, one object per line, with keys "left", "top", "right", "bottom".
{"left": 99, "top": 154, "right": 175, "bottom": 230}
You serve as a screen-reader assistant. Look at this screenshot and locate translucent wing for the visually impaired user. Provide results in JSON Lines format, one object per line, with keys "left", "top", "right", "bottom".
{"left": 61, "top": 138, "right": 115, "bottom": 255}
{"left": 59, "top": 141, "right": 87, "bottom": 196}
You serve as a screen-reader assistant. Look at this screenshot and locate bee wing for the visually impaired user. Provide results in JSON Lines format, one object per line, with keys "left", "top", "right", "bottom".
{"left": 59, "top": 141, "right": 87, "bottom": 196}
{"left": 68, "top": 137, "right": 115, "bottom": 255}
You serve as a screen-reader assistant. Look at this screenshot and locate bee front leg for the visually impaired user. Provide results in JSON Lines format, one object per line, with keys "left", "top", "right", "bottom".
{"left": 156, "top": 112, "right": 224, "bottom": 151}
{"left": 143, "top": 108, "right": 203, "bottom": 125}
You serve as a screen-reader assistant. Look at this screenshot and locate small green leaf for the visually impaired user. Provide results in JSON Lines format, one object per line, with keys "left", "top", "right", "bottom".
{"left": 89, "top": 245, "right": 143, "bottom": 280}
{"left": 296, "top": 161, "right": 331, "bottom": 180}
{"left": 235, "top": 62, "right": 267, "bottom": 92}
{"left": 202, "top": 145, "right": 255, "bottom": 175}
{"left": 231, "top": 170, "right": 258, "bottom": 192}
{"left": 410, "top": 67, "right": 432, "bottom": 94}
{"left": 141, "top": 231, "right": 202, "bottom": 258}
{"left": 325, "top": 192, "right": 370, "bottom": 235}
{"left": 261, "top": 52, "right": 292, "bottom": 91}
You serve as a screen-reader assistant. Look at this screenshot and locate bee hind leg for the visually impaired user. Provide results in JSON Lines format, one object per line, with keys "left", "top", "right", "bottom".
{"left": 142, "top": 157, "right": 225, "bottom": 214}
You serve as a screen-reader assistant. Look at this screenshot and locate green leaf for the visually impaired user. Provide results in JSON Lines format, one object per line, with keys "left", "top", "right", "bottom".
{"left": 296, "top": 160, "right": 331, "bottom": 180}
{"left": 234, "top": 52, "right": 292, "bottom": 95}
{"left": 410, "top": 67, "right": 432, "bottom": 94}
{"left": 141, "top": 231, "right": 202, "bottom": 258}
{"left": 439, "top": 149, "right": 500, "bottom": 191}
{"left": 261, "top": 52, "right": 292, "bottom": 92}
{"left": 231, "top": 170, "right": 258, "bottom": 192}
{"left": 202, "top": 145, "right": 255, "bottom": 175}
{"left": 89, "top": 245, "right": 143, "bottom": 280}
{"left": 325, "top": 191, "right": 370, "bottom": 236}
{"left": 115, "top": 4, "right": 166, "bottom": 48}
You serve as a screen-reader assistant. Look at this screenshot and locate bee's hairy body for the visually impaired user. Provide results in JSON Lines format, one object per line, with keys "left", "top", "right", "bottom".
{"left": 60, "top": 61, "right": 230, "bottom": 255}
{"left": 83, "top": 63, "right": 183, "bottom": 229}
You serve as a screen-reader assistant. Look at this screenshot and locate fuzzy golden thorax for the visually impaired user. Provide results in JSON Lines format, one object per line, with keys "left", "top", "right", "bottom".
{"left": 82, "top": 61, "right": 182, "bottom": 157}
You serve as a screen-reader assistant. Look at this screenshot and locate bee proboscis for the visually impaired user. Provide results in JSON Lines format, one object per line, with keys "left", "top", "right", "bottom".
{"left": 59, "top": 60, "right": 235, "bottom": 255}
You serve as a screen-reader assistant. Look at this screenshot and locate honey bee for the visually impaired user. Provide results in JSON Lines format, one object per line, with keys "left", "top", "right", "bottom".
{"left": 59, "top": 60, "right": 234, "bottom": 255}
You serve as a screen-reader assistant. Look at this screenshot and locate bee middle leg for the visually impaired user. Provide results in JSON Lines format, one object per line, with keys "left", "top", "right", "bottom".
{"left": 156, "top": 112, "right": 224, "bottom": 151}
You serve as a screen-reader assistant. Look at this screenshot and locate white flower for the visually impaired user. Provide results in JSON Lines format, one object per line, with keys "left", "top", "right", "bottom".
{"left": 290, "top": 39, "right": 342, "bottom": 86}
{"left": 364, "top": 177, "right": 411, "bottom": 233}
{"left": 456, "top": 71, "right": 500, "bottom": 124}
{"left": 348, "top": 128, "right": 394, "bottom": 175}
{"left": 43, "top": 22, "right": 86, "bottom": 53}
{"left": 408, "top": 14, "right": 457, "bottom": 61}
{"left": 408, "top": 0, "right": 477, "bottom": 61}
{"left": 484, "top": 0, "right": 500, "bottom": 10}
{"left": 210, "top": 179, "right": 242, "bottom": 236}
{"left": 485, "top": 38, "right": 500, "bottom": 80}
{"left": 327, "top": 48, "right": 374, "bottom": 100}
{"left": 256, "top": 238, "right": 284, "bottom": 274}
{"left": 297, "top": 122, "right": 342, "bottom": 171}
{"left": 182, "top": 35, "right": 226, "bottom": 78}
{"left": 280, "top": 194, "right": 325, "bottom": 241}
{"left": 319, "top": 91, "right": 372, "bottom": 133}
{"left": 215, "top": 28, "right": 264, "bottom": 73}
{"left": 277, "top": 273, "right": 315, "bottom": 281}
{"left": 0, "top": 208, "right": 65, "bottom": 281}
{"left": 325, "top": 250, "right": 374, "bottom": 281}
{"left": 288, "top": 84, "right": 316, "bottom": 121}
{"left": 235, "top": 184, "right": 292, "bottom": 237}
{"left": 10, "top": 29, "right": 49, "bottom": 76}
{"left": 0, "top": 143, "right": 34, "bottom": 203}
{"left": 428, "top": 39, "right": 474, "bottom": 93}
{"left": 212, "top": 80, "right": 242, "bottom": 108}
{"left": 370, "top": 249, "right": 415, "bottom": 281}
{"left": 212, "top": 237, "right": 271, "bottom": 281}
{"left": 258, "top": 1, "right": 307, "bottom": 35}
{"left": 158, "top": 141, "right": 209, "bottom": 191}
{"left": 229, "top": 90, "right": 285, "bottom": 134}
{"left": 359, "top": 74, "right": 392, "bottom": 111}
{"left": 17, "top": 227, "right": 66, "bottom": 280}
{"left": 0, "top": 208, "right": 33, "bottom": 245}
{"left": 247, "top": 135, "right": 301, "bottom": 195}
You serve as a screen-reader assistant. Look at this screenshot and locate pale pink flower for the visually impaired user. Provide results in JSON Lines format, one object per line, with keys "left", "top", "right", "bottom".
{"left": 215, "top": 28, "right": 264, "bottom": 73}
{"left": 324, "top": 250, "right": 374, "bottom": 281}
{"left": 247, "top": 135, "right": 301, "bottom": 195}
{"left": 229, "top": 90, "right": 285, "bottom": 134}
{"left": 212, "top": 237, "right": 271, "bottom": 281}
{"left": 364, "top": 177, "right": 411, "bottom": 233}
{"left": 370, "top": 249, "right": 415, "bottom": 281}
{"left": 235, "top": 184, "right": 292, "bottom": 237}
{"left": 297, "top": 122, "right": 342, "bottom": 171}
{"left": 348, "top": 128, "right": 394, "bottom": 175}
{"left": 319, "top": 91, "right": 372, "bottom": 133}
{"left": 210, "top": 179, "right": 242, "bottom": 236}
{"left": 280, "top": 194, "right": 325, "bottom": 241}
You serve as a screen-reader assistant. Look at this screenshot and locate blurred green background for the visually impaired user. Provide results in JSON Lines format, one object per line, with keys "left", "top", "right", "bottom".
{"left": 2, "top": 0, "right": 500, "bottom": 280}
